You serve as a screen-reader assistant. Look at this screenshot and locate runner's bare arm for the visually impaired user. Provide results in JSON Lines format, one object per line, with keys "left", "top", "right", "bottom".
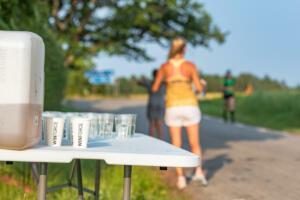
{"left": 191, "top": 65, "right": 203, "bottom": 93}
{"left": 152, "top": 65, "right": 164, "bottom": 92}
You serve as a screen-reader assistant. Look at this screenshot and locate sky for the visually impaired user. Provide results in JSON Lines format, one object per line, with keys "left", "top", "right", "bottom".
{"left": 94, "top": 0, "right": 300, "bottom": 87}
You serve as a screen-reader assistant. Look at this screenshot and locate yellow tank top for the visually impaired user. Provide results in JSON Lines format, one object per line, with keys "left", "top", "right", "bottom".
{"left": 165, "top": 59, "right": 198, "bottom": 108}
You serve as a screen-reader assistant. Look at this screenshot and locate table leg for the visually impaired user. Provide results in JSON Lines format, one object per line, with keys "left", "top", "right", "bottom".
{"left": 76, "top": 160, "right": 84, "bottom": 200}
{"left": 68, "top": 160, "right": 76, "bottom": 183}
{"left": 38, "top": 163, "right": 48, "bottom": 200}
{"left": 30, "top": 163, "right": 39, "bottom": 185}
{"left": 94, "top": 160, "right": 101, "bottom": 200}
{"left": 123, "top": 165, "right": 132, "bottom": 200}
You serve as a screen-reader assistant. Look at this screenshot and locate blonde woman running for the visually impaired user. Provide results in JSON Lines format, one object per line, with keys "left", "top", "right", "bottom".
{"left": 152, "top": 38, "right": 207, "bottom": 189}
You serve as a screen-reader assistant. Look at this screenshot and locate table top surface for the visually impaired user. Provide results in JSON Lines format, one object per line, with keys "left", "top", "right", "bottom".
{"left": 0, "top": 134, "right": 200, "bottom": 167}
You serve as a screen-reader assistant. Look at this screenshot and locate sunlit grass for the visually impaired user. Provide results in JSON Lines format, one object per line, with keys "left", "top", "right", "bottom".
{"left": 200, "top": 91, "right": 300, "bottom": 134}
{"left": 0, "top": 161, "right": 190, "bottom": 200}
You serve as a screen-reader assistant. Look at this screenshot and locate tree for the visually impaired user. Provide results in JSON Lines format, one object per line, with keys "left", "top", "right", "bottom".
{"left": 200, "top": 72, "right": 287, "bottom": 92}
{"left": 0, "top": 0, "right": 67, "bottom": 109}
{"left": 48, "top": 0, "right": 227, "bottom": 70}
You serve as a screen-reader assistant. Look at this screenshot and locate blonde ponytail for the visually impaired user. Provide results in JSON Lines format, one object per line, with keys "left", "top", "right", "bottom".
{"left": 168, "top": 38, "right": 186, "bottom": 59}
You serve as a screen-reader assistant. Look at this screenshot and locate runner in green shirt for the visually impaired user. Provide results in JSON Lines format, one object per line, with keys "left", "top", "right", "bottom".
{"left": 221, "top": 70, "right": 235, "bottom": 122}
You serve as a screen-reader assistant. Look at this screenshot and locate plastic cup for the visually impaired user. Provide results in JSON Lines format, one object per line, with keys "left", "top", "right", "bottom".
{"left": 39, "top": 115, "right": 46, "bottom": 145}
{"left": 130, "top": 114, "right": 137, "bottom": 136}
{"left": 45, "top": 117, "right": 65, "bottom": 147}
{"left": 85, "top": 113, "right": 99, "bottom": 139}
{"left": 98, "top": 114, "right": 114, "bottom": 138}
{"left": 71, "top": 118, "right": 90, "bottom": 148}
{"left": 115, "top": 114, "right": 136, "bottom": 139}
{"left": 61, "top": 112, "right": 73, "bottom": 145}
{"left": 40, "top": 112, "right": 60, "bottom": 145}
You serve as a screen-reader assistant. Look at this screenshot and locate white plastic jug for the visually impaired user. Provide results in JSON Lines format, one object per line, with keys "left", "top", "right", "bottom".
{"left": 0, "top": 31, "right": 44, "bottom": 150}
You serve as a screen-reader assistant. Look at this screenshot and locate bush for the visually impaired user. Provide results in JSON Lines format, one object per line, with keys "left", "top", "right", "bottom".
{"left": 43, "top": 33, "right": 67, "bottom": 110}
{"left": 0, "top": 1, "right": 67, "bottom": 110}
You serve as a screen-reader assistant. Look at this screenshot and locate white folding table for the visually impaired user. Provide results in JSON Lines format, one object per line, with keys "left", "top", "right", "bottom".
{"left": 0, "top": 133, "right": 200, "bottom": 200}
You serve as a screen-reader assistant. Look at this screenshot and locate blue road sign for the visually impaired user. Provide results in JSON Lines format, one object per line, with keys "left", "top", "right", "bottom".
{"left": 89, "top": 76, "right": 112, "bottom": 85}
{"left": 84, "top": 70, "right": 114, "bottom": 78}
{"left": 85, "top": 69, "right": 115, "bottom": 85}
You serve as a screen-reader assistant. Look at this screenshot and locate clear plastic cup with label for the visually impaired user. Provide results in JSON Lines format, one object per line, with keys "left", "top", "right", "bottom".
{"left": 41, "top": 112, "right": 60, "bottom": 145}
{"left": 45, "top": 117, "right": 65, "bottom": 147}
{"left": 98, "top": 113, "right": 114, "bottom": 138}
{"left": 42, "top": 111, "right": 72, "bottom": 145}
{"left": 71, "top": 117, "right": 90, "bottom": 148}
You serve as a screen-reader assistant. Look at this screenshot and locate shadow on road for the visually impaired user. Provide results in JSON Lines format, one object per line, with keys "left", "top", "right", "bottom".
{"left": 203, "top": 154, "right": 233, "bottom": 181}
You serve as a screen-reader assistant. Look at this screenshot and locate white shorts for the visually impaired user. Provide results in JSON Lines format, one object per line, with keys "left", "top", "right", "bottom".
{"left": 165, "top": 106, "right": 201, "bottom": 127}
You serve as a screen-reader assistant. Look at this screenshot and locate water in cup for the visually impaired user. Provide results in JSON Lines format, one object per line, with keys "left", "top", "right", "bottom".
{"left": 115, "top": 114, "right": 136, "bottom": 139}
{"left": 87, "top": 113, "right": 99, "bottom": 139}
{"left": 61, "top": 113, "right": 72, "bottom": 145}
{"left": 130, "top": 114, "right": 137, "bottom": 136}
{"left": 116, "top": 123, "right": 130, "bottom": 139}
{"left": 39, "top": 116, "right": 46, "bottom": 145}
{"left": 98, "top": 114, "right": 114, "bottom": 138}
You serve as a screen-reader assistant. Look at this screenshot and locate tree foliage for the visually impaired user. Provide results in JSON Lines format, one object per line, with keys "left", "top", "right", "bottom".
{"left": 48, "top": 0, "right": 227, "bottom": 69}
{"left": 202, "top": 73, "right": 287, "bottom": 92}
{"left": 0, "top": 0, "right": 67, "bottom": 110}
{"left": 1, "top": 0, "right": 228, "bottom": 100}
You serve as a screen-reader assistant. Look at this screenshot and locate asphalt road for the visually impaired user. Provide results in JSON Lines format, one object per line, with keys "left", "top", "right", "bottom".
{"left": 65, "top": 99, "right": 300, "bottom": 200}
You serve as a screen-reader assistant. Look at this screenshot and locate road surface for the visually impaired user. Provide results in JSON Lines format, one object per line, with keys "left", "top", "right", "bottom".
{"left": 65, "top": 99, "right": 300, "bottom": 200}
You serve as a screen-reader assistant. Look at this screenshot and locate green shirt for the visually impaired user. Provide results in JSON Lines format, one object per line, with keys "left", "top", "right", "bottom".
{"left": 223, "top": 78, "right": 235, "bottom": 96}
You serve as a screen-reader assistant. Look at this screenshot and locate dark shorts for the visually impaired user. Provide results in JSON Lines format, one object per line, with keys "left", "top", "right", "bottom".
{"left": 223, "top": 94, "right": 234, "bottom": 100}
{"left": 147, "top": 104, "right": 165, "bottom": 120}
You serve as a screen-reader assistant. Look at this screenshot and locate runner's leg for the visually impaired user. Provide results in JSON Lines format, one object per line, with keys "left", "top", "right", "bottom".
{"left": 229, "top": 97, "right": 235, "bottom": 122}
{"left": 149, "top": 120, "right": 155, "bottom": 137}
{"left": 186, "top": 123, "right": 204, "bottom": 175}
{"left": 169, "top": 126, "right": 183, "bottom": 177}
{"left": 155, "top": 119, "right": 163, "bottom": 140}
{"left": 223, "top": 98, "right": 229, "bottom": 121}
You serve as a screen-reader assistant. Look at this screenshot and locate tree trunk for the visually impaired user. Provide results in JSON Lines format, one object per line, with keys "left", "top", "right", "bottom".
{"left": 64, "top": 54, "right": 75, "bottom": 67}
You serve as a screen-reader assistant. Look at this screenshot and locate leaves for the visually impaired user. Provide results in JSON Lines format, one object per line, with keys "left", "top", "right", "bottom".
{"left": 0, "top": 0, "right": 67, "bottom": 110}
{"left": 47, "top": 0, "right": 226, "bottom": 69}
{"left": 0, "top": 0, "right": 227, "bottom": 98}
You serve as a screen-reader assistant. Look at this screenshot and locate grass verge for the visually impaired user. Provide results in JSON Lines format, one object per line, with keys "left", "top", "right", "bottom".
{"left": 200, "top": 91, "right": 300, "bottom": 134}
{"left": 0, "top": 162, "right": 190, "bottom": 200}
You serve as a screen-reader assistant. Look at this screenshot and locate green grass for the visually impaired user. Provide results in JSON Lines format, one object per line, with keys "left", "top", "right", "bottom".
{"left": 58, "top": 105, "right": 81, "bottom": 112}
{"left": 200, "top": 91, "right": 300, "bottom": 134}
{"left": 0, "top": 161, "right": 189, "bottom": 200}
{"left": 0, "top": 106, "right": 190, "bottom": 200}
